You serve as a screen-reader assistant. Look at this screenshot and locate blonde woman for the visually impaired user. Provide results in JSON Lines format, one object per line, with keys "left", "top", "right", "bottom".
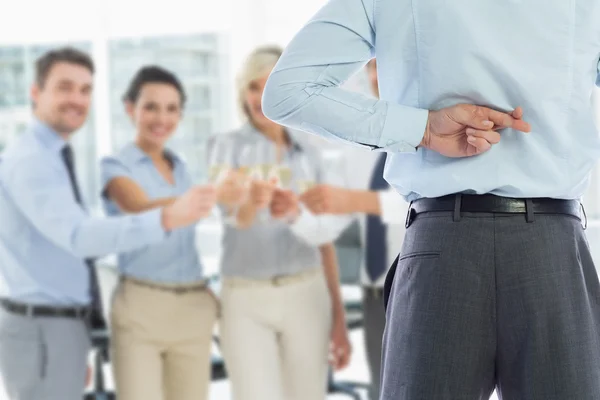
{"left": 211, "top": 46, "right": 352, "bottom": 400}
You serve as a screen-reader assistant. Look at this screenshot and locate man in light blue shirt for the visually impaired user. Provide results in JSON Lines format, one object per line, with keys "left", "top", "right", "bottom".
{"left": 262, "top": 0, "right": 600, "bottom": 398}
{"left": 0, "top": 48, "right": 216, "bottom": 400}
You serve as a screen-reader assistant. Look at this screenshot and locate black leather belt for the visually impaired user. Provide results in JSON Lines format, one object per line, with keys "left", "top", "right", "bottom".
{"left": 406, "top": 194, "right": 584, "bottom": 228}
{"left": 0, "top": 299, "right": 91, "bottom": 319}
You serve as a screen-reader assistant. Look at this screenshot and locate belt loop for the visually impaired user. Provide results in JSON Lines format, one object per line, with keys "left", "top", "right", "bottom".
{"left": 581, "top": 203, "right": 588, "bottom": 230}
{"left": 525, "top": 199, "right": 535, "bottom": 223}
{"left": 453, "top": 194, "right": 462, "bottom": 222}
{"left": 405, "top": 201, "right": 415, "bottom": 228}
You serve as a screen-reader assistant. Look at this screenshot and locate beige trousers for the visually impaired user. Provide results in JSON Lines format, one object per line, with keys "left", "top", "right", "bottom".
{"left": 220, "top": 268, "right": 332, "bottom": 400}
{"left": 110, "top": 279, "right": 218, "bottom": 400}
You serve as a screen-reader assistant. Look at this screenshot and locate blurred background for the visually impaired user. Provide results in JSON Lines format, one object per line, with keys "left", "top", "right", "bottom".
{"left": 1, "top": 0, "right": 600, "bottom": 398}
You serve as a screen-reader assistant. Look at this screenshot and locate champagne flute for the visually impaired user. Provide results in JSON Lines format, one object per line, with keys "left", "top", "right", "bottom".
{"left": 260, "top": 141, "right": 278, "bottom": 184}
{"left": 208, "top": 136, "right": 238, "bottom": 225}
{"left": 239, "top": 143, "right": 271, "bottom": 223}
{"left": 276, "top": 159, "right": 293, "bottom": 190}
{"left": 208, "top": 138, "right": 233, "bottom": 185}
{"left": 239, "top": 143, "right": 262, "bottom": 180}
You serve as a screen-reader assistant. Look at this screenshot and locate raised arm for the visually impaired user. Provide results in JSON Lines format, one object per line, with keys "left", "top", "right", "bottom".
{"left": 262, "top": 0, "right": 428, "bottom": 153}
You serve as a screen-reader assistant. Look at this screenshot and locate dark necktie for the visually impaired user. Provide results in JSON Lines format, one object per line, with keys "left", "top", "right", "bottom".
{"left": 61, "top": 145, "right": 106, "bottom": 330}
{"left": 365, "top": 153, "right": 389, "bottom": 282}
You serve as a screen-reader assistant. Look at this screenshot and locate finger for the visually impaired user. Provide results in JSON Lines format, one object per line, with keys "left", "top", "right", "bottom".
{"left": 271, "top": 209, "right": 286, "bottom": 218}
{"left": 332, "top": 348, "right": 349, "bottom": 371}
{"left": 277, "top": 189, "right": 294, "bottom": 200}
{"left": 484, "top": 108, "right": 531, "bottom": 133}
{"left": 466, "top": 136, "right": 492, "bottom": 155}
{"left": 199, "top": 196, "right": 217, "bottom": 205}
{"left": 465, "top": 128, "right": 501, "bottom": 145}
{"left": 328, "top": 349, "right": 340, "bottom": 369}
{"left": 511, "top": 106, "right": 523, "bottom": 120}
{"left": 338, "top": 351, "right": 350, "bottom": 370}
{"left": 299, "top": 193, "right": 320, "bottom": 208}
{"left": 300, "top": 187, "right": 320, "bottom": 198}
{"left": 302, "top": 185, "right": 325, "bottom": 197}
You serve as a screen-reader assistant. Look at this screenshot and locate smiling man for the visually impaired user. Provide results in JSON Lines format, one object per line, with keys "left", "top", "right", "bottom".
{"left": 0, "top": 47, "right": 215, "bottom": 399}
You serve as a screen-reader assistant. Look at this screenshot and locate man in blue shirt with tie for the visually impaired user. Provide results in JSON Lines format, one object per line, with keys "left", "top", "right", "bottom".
{"left": 262, "top": 0, "right": 600, "bottom": 398}
{"left": 0, "top": 47, "right": 217, "bottom": 399}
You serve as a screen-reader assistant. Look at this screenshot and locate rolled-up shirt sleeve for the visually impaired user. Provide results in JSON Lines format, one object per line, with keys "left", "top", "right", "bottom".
{"left": 261, "top": 0, "right": 428, "bottom": 153}
{"left": 100, "top": 157, "right": 133, "bottom": 187}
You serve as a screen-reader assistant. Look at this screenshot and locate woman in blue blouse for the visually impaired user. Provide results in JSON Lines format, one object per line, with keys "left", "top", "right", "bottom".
{"left": 100, "top": 66, "right": 243, "bottom": 400}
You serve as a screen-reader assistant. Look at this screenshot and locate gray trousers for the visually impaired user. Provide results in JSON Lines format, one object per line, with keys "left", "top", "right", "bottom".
{"left": 382, "top": 211, "right": 600, "bottom": 400}
{"left": 0, "top": 308, "right": 90, "bottom": 400}
{"left": 363, "top": 289, "right": 386, "bottom": 400}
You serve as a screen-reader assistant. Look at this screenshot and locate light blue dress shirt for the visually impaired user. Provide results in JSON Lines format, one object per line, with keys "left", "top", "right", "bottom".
{"left": 101, "top": 143, "right": 204, "bottom": 284}
{"left": 0, "top": 120, "right": 167, "bottom": 306}
{"left": 262, "top": 0, "right": 600, "bottom": 201}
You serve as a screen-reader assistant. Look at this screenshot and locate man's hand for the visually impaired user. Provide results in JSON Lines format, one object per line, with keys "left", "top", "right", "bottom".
{"left": 421, "top": 105, "right": 531, "bottom": 157}
{"left": 329, "top": 315, "right": 352, "bottom": 371}
{"left": 250, "top": 179, "right": 276, "bottom": 210}
{"left": 300, "top": 184, "right": 351, "bottom": 215}
{"left": 271, "top": 189, "right": 300, "bottom": 220}
{"left": 217, "top": 170, "right": 248, "bottom": 208}
{"left": 161, "top": 185, "right": 217, "bottom": 231}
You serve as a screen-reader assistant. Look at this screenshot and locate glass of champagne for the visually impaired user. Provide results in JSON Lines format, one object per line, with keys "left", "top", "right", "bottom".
{"left": 208, "top": 137, "right": 233, "bottom": 184}
{"left": 276, "top": 161, "right": 293, "bottom": 190}
{"left": 238, "top": 143, "right": 271, "bottom": 223}
{"left": 208, "top": 136, "right": 238, "bottom": 225}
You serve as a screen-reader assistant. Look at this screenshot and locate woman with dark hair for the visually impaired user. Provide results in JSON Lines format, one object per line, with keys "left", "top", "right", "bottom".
{"left": 100, "top": 66, "right": 244, "bottom": 400}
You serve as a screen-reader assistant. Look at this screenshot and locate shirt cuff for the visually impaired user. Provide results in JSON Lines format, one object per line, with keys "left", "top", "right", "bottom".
{"left": 289, "top": 205, "right": 351, "bottom": 246}
{"left": 378, "top": 190, "right": 410, "bottom": 225}
{"left": 378, "top": 103, "right": 429, "bottom": 153}
{"left": 289, "top": 204, "right": 321, "bottom": 244}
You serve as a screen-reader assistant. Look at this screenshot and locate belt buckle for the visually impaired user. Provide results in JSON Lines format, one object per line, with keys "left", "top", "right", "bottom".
{"left": 272, "top": 276, "right": 283, "bottom": 286}
{"left": 78, "top": 307, "right": 90, "bottom": 319}
{"left": 173, "top": 287, "right": 187, "bottom": 295}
